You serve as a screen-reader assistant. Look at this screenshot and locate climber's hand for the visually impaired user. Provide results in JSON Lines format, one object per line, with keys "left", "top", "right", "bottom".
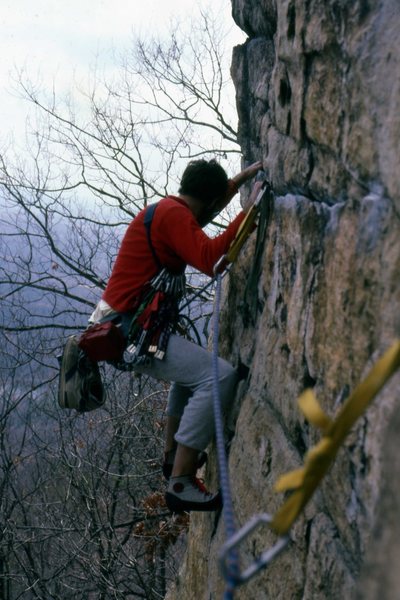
{"left": 242, "top": 180, "right": 264, "bottom": 213}
{"left": 232, "top": 161, "right": 263, "bottom": 187}
{"left": 241, "top": 160, "right": 263, "bottom": 181}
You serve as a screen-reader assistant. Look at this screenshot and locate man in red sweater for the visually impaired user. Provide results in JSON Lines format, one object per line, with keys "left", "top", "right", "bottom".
{"left": 90, "top": 158, "right": 263, "bottom": 512}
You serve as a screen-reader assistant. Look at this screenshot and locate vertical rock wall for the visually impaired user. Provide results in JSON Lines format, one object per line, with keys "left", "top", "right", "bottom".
{"left": 166, "top": 1, "right": 400, "bottom": 598}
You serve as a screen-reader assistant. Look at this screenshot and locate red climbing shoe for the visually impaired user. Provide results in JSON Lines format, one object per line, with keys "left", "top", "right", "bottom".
{"left": 165, "top": 476, "right": 222, "bottom": 512}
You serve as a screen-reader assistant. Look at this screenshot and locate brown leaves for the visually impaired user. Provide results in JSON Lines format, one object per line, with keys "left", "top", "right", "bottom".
{"left": 134, "top": 492, "right": 190, "bottom": 562}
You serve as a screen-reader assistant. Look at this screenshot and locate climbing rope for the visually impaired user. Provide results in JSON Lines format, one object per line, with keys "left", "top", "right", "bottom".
{"left": 212, "top": 272, "right": 289, "bottom": 598}
{"left": 212, "top": 272, "right": 240, "bottom": 599}
{"left": 212, "top": 270, "right": 289, "bottom": 598}
{"left": 210, "top": 180, "right": 289, "bottom": 598}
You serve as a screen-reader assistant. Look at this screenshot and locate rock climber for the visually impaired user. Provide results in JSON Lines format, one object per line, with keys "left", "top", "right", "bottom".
{"left": 62, "top": 158, "right": 263, "bottom": 512}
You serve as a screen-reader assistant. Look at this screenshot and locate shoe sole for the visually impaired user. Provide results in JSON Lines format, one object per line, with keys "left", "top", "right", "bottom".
{"left": 165, "top": 491, "right": 222, "bottom": 513}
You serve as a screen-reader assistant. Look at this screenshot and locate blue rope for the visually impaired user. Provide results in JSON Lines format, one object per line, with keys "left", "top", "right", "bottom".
{"left": 212, "top": 272, "right": 240, "bottom": 598}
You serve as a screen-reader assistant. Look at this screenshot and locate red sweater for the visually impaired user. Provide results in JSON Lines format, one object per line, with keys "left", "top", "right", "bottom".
{"left": 103, "top": 189, "right": 245, "bottom": 313}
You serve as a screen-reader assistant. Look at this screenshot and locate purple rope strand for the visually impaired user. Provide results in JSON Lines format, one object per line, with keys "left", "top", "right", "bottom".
{"left": 212, "top": 273, "right": 240, "bottom": 598}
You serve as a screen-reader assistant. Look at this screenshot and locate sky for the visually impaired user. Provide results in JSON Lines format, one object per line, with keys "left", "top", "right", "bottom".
{"left": 0, "top": 0, "right": 246, "bottom": 146}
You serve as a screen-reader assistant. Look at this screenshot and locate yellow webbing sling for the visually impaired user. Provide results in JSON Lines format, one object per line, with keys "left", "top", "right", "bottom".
{"left": 214, "top": 181, "right": 269, "bottom": 274}
{"left": 225, "top": 204, "right": 260, "bottom": 263}
{"left": 270, "top": 339, "right": 400, "bottom": 535}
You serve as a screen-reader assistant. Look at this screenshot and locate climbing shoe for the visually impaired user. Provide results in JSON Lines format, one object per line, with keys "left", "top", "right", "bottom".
{"left": 162, "top": 450, "right": 208, "bottom": 481}
{"left": 58, "top": 335, "right": 105, "bottom": 412}
{"left": 165, "top": 476, "right": 222, "bottom": 513}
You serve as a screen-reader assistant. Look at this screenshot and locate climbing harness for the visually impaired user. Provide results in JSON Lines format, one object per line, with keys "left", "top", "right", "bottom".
{"left": 112, "top": 203, "right": 187, "bottom": 368}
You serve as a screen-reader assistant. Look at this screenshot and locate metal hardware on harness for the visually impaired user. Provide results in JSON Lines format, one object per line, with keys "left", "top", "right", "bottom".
{"left": 219, "top": 514, "right": 290, "bottom": 585}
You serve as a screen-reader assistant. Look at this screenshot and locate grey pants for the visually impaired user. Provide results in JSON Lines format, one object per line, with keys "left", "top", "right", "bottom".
{"left": 132, "top": 334, "right": 238, "bottom": 451}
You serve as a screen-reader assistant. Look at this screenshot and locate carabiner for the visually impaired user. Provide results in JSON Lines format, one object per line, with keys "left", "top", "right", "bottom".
{"left": 219, "top": 513, "right": 290, "bottom": 585}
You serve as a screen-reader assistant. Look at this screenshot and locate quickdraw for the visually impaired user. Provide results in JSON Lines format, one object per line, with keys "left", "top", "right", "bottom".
{"left": 271, "top": 339, "right": 400, "bottom": 535}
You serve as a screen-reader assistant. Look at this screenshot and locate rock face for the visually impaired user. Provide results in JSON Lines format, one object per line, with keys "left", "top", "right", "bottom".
{"left": 166, "top": 1, "right": 400, "bottom": 598}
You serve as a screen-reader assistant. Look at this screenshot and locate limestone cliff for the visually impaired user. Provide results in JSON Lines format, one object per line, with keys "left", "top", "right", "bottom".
{"left": 167, "top": 1, "right": 400, "bottom": 598}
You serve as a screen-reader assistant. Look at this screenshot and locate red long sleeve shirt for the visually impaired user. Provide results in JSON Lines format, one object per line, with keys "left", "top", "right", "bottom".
{"left": 103, "top": 186, "right": 245, "bottom": 313}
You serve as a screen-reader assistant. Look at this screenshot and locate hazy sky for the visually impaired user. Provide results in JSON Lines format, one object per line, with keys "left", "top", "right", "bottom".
{"left": 0, "top": 0, "right": 245, "bottom": 145}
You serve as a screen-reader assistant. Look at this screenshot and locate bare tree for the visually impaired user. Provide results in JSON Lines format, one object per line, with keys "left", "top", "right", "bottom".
{"left": 0, "top": 335, "right": 190, "bottom": 599}
{"left": 1, "top": 10, "right": 240, "bottom": 341}
{"left": 0, "top": 7, "right": 240, "bottom": 598}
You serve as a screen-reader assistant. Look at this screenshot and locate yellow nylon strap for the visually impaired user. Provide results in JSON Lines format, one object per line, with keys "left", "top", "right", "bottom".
{"left": 225, "top": 205, "right": 259, "bottom": 264}
{"left": 298, "top": 389, "right": 332, "bottom": 433}
{"left": 270, "top": 339, "right": 400, "bottom": 535}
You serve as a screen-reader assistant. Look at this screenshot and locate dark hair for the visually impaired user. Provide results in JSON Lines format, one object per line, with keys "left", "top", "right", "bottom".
{"left": 179, "top": 159, "right": 228, "bottom": 203}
